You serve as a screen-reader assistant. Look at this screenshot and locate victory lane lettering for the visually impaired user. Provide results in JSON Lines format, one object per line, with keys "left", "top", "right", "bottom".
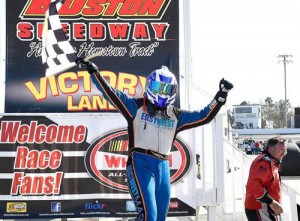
{"left": 24, "top": 71, "right": 146, "bottom": 111}
{"left": 11, "top": 147, "right": 63, "bottom": 195}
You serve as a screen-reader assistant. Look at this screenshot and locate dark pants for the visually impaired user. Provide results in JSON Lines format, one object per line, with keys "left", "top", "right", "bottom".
{"left": 245, "top": 205, "right": 278, "bottom": 221}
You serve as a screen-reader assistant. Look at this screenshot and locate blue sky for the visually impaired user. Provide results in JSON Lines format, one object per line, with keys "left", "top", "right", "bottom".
{"left": 188, "top": 0, "right": 300, "bottom": 108}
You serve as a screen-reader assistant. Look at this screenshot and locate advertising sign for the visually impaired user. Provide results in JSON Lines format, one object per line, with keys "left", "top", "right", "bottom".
{"left": 0, "top": 115, "right": 196, "bottom": 219}
{"left": 5, "top": 0, "right": 179, "bottom": 113}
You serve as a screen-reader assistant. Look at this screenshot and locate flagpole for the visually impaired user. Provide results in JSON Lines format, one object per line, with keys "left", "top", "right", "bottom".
{"left": 183, "top": 0, "right": 192, "bottom": 111}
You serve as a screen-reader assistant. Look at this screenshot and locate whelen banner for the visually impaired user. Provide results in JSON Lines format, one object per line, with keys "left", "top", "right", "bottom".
{"left": 0, "top": 115, "right": 196, "bottom": 219}
{"left": 5, "top": 0, "right": 179, "bottom": 113}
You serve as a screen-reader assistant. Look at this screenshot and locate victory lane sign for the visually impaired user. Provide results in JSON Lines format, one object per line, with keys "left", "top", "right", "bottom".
{"left": 5, "top": 0, "right": 179, "bottom": 113}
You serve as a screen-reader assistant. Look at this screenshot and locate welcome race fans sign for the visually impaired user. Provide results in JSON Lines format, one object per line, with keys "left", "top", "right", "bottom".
{"left": 0, "top": 115, "right": 195, "bottom": 219}
{"left": 5, "top": 0, "right": 179, "bottom": 113}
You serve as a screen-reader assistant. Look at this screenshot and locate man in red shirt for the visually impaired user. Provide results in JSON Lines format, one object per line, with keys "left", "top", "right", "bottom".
{"left": 245, "top": 137, "right": 287, "bottom": 221}
{"left": 254, "top": 141, "right": 260, "bottom": 155}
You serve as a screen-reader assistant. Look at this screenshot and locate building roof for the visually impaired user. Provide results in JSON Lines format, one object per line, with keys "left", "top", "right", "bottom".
{"left": 232, "top": 104, "right": 262, "bottom": 107}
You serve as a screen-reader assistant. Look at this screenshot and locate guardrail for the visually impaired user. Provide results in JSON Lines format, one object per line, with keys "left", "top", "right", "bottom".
{"left": 281, "top": 181, "right": 299, "bottom": 221}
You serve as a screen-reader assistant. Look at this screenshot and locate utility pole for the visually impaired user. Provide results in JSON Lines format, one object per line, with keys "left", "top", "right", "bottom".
{"left": 278, "top": 54, "right": 293, "bottom": 128}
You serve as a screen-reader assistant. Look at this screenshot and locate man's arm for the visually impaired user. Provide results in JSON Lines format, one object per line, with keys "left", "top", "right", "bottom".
{"left": 82, "top": 60, "right": 138, "bottom": 120}
{"left": 175, "top": 78, "right": 233, "bottom": 133}
{"left": 254, "top": 176, "right": 283, "bottom": 215}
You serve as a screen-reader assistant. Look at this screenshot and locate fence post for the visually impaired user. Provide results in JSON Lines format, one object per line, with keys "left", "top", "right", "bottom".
{"left": 215, "top": 114, "right": 225, "bottom": 204}
{"left": 208, "top": 206, "right": 217, "bottom": 221}
{"left": 287, "top": 187, "right": 298, "bottom": 221}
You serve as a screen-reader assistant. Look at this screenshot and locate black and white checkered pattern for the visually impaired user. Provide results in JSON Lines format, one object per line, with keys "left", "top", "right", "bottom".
{"left": 42, "top": 0, "right": 78, "bottom": 77}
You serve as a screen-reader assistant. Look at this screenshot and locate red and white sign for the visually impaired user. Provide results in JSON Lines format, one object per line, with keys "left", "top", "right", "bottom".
{"left": 0, "top": 115, "right": 195, "bottom": 218}
{"left": 85, "top": 129, "right": 191, "bottom": 192}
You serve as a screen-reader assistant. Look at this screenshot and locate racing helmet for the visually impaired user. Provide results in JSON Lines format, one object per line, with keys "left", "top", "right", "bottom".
{"left": 146, "top": 66, "right": 177, "bottom": 108}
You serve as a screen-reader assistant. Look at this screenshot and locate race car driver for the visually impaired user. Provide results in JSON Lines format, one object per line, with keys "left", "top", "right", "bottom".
{"left": 245, "top": 137, "right": 287, "bottom": 221}
{"left": 80, "top": 60, "right": 233, "bottom": 221}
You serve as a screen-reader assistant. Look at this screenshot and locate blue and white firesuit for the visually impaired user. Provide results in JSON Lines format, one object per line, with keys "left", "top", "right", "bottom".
{"left": 90, "top": 71, "right": 224, "bottom": 221}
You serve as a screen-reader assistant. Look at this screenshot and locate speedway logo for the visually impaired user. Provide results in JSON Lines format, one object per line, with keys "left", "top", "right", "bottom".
{"left": 16, "top": 0, "right": 173, "bottom": 57}
{"left": 20, "top": 0, "right": 172, "bottom": 20}
{"left": 85, "top": 129, "right": 191, "bottom": 192}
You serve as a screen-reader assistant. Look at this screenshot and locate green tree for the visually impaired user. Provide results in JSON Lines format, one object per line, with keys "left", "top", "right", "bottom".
{"left": 264, "top": 97, "right": 274, "bottom": 107}
{"left": 261, "top": 97, "right": 292, "bottom": 128}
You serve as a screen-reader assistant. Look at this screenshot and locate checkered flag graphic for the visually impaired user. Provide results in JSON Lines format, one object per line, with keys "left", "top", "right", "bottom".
{"left": 42, "top": 0, "right": 78, "bottom": 77}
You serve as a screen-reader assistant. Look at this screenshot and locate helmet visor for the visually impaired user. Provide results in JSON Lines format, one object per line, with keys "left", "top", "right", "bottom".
{"left": 149, "top": 81, "right": 176, "bottom": 96}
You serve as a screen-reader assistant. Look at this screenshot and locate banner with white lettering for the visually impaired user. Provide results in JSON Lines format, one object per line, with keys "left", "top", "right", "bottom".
{"left": 0, "top": 115, "right": 195, "bottom": 219}
{"left": 5, "top": 0, "right": 179, "bottom": 113}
